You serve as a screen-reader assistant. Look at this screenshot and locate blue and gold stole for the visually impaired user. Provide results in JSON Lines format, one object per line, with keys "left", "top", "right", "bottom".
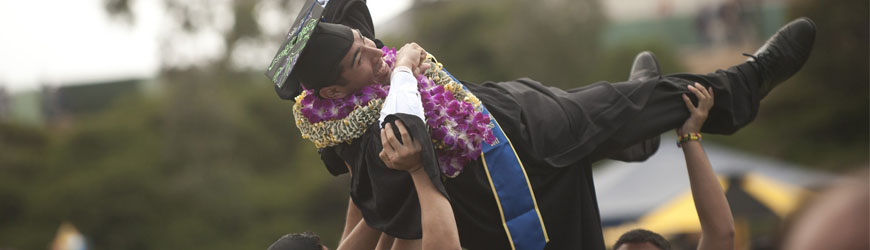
{"left": 442, "top": 69, "right": 550, "bottom": 250}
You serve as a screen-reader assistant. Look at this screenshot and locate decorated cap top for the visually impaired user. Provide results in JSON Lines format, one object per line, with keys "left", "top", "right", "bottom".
{"left": 267, "top": 0, "right": 356, "bottom": 100}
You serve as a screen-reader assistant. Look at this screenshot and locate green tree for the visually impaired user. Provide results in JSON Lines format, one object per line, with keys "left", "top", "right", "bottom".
{"left": 399, "top": 0, "right": 606, "bottom": 88}
{"left": 713, "top": 0, "right": 869, "bottom": 170}
{"left": 0, "top": 77, "right": 350, "bottom": 249}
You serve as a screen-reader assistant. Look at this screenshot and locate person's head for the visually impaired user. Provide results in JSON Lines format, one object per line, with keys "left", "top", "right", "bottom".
{"left": 266, "top": 232, "right": 327, "bottom": 250}
{"left": 613, "top": 229, "right": 671, "bottom": 250}
{"left": 779, "top": 170, "right": 869, "bottom": 250}
{"left": 294, "top": 23, "right": 388, "bottom": 100}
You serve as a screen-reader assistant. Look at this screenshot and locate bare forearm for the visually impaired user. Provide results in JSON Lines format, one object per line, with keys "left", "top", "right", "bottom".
{"left": 341, "top": 161, "right": 362, "bottom": 243}
{"left": 337, "top": 220, "right": 381, "bottom": 250}
{"left": 375, "top": 233, "right": 395, "bottom": 250}
{"left": 410, "top": 167, "right": 461, "bottom": 250}
{"left": 341, "top": 197, "right": 363, "bottom": 242}
{"left": 683, "top": 141, "right": 735, "bottom": 250}
{"left": 391, "top": 239, "right": 422, "bottom": 250}
{"left": 378, "top": 120, "right": 458, "bottom": 249}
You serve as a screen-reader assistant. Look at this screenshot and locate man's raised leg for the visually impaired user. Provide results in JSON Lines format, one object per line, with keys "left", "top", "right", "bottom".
{"left": 607, "top": 51, "right": 664, "bottom": 162}
{"left": 536, "top": 18, "right": 816, "bottom": 166}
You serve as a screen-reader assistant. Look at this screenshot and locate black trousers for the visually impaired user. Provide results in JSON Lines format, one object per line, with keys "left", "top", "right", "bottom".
{"left": 478, "top": 62, "right": 761, "bottom": 169}
{"left": 456, "top": 62, "right": 762, "bottom": 249}
{"left": 334, "top": 63, "right": 763, "bottom": 249}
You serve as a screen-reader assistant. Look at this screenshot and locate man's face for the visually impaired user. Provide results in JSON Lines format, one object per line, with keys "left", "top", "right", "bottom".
{"left": 336, "top": 29, "right": 389, "bottom": 92}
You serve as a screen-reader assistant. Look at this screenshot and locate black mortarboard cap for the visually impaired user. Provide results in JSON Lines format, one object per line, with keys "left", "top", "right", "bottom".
{"left": 267, "top": 0, "right": 354, "bottom": 100}
{"left": 293, "top": 23, "right": 353, "bottom": 89}
{"left": 323, "top": 0, "right": 376, "bottom": 40}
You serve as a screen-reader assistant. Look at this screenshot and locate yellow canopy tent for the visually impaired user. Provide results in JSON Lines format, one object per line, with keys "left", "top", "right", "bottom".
{"left": 603, "top": 172, "right": 810, "bottom": 248}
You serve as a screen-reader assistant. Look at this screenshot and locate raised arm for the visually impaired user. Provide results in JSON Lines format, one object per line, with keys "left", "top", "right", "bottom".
{"left": 336, "top": 162, "right": 382, "bottom": 250}
{"left": 371, "top": 42, "right": 431, "bottom": 250}
{"left": 379, "top": 121, "right": 461, "bottom": 250}
{"left": 340, "top": 163, "right": 363, "bottom": 242}
{"left": 678, "top": 83, "right": 735, "bottom": 250}
{"left": 336, "top": 200, "right": 395, "bottom": 250}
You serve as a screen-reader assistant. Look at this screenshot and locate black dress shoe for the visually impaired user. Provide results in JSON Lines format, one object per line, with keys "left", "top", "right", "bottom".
{"left": 608, "top": 51, "right": 662, "bottom": 163}
{"left": 629, "top": 51, "right": 662, "bottom": 82}
{"left": 746, "top": 17, "right": 816, "bottom": 98}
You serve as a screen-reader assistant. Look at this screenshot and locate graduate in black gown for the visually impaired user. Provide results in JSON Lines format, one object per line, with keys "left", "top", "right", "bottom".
{"left": 268, "top": 1, "right": 816, "bottom": 249}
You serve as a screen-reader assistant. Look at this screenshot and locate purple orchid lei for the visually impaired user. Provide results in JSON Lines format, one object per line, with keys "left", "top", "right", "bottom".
{"left": 294, "top": 46, "right": 495, "bottom": 177}
{"left": 297, "top": 84, "right": 389, "bottom": 123}
{"left": 415, "top": 70, "right": 497, "bottom": 177}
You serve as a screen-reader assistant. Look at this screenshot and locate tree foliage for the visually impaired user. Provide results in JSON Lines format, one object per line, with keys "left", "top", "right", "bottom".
{"left": 400, "top": 0, "right": 605, "bottom": 88}
{"left": 0, "top": 74, "right": 349, "bottom": 249}
{"left": 711, "top": 0, "right": 869, "bottom": 169}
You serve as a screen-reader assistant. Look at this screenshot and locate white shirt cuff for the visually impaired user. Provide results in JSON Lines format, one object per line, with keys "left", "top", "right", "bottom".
{"left": 379, "top": 66, "right": 426, "bottom": 127}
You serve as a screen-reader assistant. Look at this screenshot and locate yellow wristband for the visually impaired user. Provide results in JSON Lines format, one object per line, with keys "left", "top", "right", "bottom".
{"left": 677, "top": 133, "right": 702, "bottom": 148}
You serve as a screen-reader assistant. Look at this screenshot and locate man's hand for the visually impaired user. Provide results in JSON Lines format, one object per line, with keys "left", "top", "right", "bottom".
{"left": 380, "top": 120, "right": 462, "bottom": 250}
{"left": 678, "top": 82, "right": 714, "bottom": 135}
{"left": 379, "top": 120, "right": 424, "bottom": 173}
{"left": 395, "top": 43, "right": 430, "bottom": 75}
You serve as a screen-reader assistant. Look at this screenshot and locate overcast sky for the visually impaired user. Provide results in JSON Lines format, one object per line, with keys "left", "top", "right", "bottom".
{"left": 0, "top": 0, "right": 410, "bottom": 93}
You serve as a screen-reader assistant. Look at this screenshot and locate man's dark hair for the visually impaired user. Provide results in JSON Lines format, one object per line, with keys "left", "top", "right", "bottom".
{"left": 267, "top": 232, "right": 323, "bottom": 250}
{"left": 613, "top": 229, "right": 671, "bottom": 250}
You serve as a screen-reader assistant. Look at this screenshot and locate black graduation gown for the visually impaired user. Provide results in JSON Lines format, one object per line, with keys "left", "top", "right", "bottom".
{"left": 310, "top": 0, "right": 763, "bottom": 247}
{"left": 321, "top": 80, "right": 610, "bottom": 249}
{"left": 319, "top": 59, "right": 761, "bottom": 249}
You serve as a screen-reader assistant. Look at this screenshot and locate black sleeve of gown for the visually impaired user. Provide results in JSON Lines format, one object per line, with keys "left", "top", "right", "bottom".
{"left": 382, "top": 114, "right": 448, "bottom": 198}
{"left": 339, "top": 113, "right": 448, "bottom": 239}
{"left": 603, "top": 135, "right": 661, "bottom": 162}
{"left": 319, "top": 147, "right": 349, "bottom": 176}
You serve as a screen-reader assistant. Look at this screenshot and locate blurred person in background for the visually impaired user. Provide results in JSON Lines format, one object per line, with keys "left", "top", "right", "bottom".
{"left": 778, "top": 169, "right": 869, "bottom": 250}
{"left": 267, "top": 232, "right": 326, "bottom": 250}
{"left": 613, "top": 229, "right": 672, "bottom": 250}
